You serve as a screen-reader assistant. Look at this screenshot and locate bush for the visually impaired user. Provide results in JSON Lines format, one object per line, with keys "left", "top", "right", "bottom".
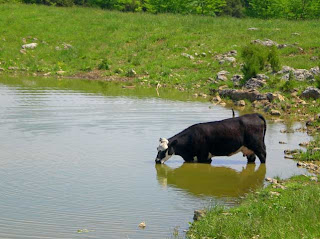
{"left": 222, "top": 0, "right": 244, "bottom": 17}
{"left": 268, "top": 46, "right": 281, "bottom": 72}
{"left": 280, "top": 72, "right": 296, "bottom": 92}
{"left": 22, "top": 0, "right": 74, "bottom": 6}
{"left": 241, "top": 44, "right": 281, "bottom": 81}
{"left": 98, "top": 59, "right": 110, "bottom": 70}
{"left": 241, "top": 44, "right": 268, "bottom": 81}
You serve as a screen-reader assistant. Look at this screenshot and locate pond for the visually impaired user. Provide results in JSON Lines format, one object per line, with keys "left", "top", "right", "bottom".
{"left": 0, "top": 76, "right": 311, "bottom": 239}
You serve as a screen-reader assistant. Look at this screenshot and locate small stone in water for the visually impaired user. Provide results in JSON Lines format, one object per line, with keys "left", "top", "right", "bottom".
{"left": 77, "top": 229, "right": 90, "bottom": 233}
{"left": 139, "top": 221, "right": 146, "bottom": 229}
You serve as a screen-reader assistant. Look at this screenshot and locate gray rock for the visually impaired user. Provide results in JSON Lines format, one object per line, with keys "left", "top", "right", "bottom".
{"left": 270, "top": 109, "right": 281, "bottom": 116}
{"left": 20, "top": 49, "right": 27, "bottom": 54}
{"left": 266, "top": 93, "right": 285, "bottom": 102}
{"left": 216, "top": 71, "right": 229, "bottom": 81}
{"left": 294, "top": 69, "right": 313, "bottom": 81}
{"left": 231, "top": 74, "right": 243, "bottom": 86}
{"left": 62, "top": 43, "right": 72, "bottom": 49}
{"left": 22, "top": 43, "right": 38, "bottom": 49}
{"left": 248, "top": 27, "right": 259, "bottom": 31}
{"left": 181, "top": 53, "right": 194, "bottom": 60}
{"left": 227, "top": 50, "right": 237, "bottom": 56}
{"left": 215, "top": 51, "right": 237, "bottom": 64}
{"left": 281, "top": 73, "right": 290, "bottom": 81}
{"left": 252, "top": 39, "right": 278, "bottom": 47}
{"left": 224, "top": 57, "right": 236, "bottom": 63}
{"left": 8, "top": 66, "right": 18, "bottom": 70}
{"left": 278, "top": 66, "right": 294, "bottom": 74}
{"left": 256, "top": 74, "right": 269, "bottom": 81}
{"left": 194, "top": 210, "right": 206, "bottom": 221}
{"left": 301, "top": 87, "right": 320, "bottom": 99}
{"left": 244, "top": 77, "right": 266, "bottom": 89}
{"left": 0, "top": 67, "right": 4, "bottom": 71}
{"left": 234, "top": 100, "right": 246, "bottom": 106}
{"left": 218, "top": 89, "right": 267, "bottom": 102}
{"left": 310, "top": 66, "right": 320, "bottom": 76}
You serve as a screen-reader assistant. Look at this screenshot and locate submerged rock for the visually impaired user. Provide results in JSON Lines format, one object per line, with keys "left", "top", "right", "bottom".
{"left": 138, "top": 221, "right": 146, "bottom": 229}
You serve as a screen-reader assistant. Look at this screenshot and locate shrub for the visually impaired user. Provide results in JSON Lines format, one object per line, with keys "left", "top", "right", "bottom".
{"left": 241, "top": 44, "right": 281, "bottom": 82}
{"left": 98, "top": 59, "right": 110, "bottom": 70}
{"left": 268, "top": 46, "right": 281, "bottom": 72}
{"left": 22, "top": 0, "right": 74, "bottom": 6}
{"left": 222, "top": 0, "right": 244, "bottom": 17}
{"left": 241, "top": 44, "right": 267, "bottom": 81}
{"left": 280, "top": 72, "right": 296, "bottom": 92}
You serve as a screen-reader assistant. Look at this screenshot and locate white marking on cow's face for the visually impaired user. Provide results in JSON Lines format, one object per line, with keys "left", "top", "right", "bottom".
{"left": 156, "top": 138, "right": 174, "bottom": 163}
{"left": 157, "top": 138, "right": 169, "bottom": 152}
{"left": 193, "top": 156, "right": 198, "bottom": 162}
{"left": 160, "top": 150, "right": 173, "bottom": 164}
{"left": 208, "top": 153, "right": 213, "bottom": 159}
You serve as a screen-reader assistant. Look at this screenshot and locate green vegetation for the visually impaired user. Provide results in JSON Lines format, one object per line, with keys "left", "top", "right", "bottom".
{"left": 294, "top": 136, "right": 320, "bottom": 162}
{"left": 241, "top": 44, "right": 280, "bottom": 81}
{"left": 17, "top": 0, "right": 320, "bottom": 19}
{"left": 0, "top": 3, "right": 319, "bottom": 91}
{"left": 188, "top": 175, "right": 320, "bottom": 239}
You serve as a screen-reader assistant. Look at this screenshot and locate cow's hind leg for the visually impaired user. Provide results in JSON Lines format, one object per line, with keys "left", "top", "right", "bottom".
{"left": 247, "top": 154, "right": 256, "bottom": 164}
{"left": 251, "top": 145, "right": 266, "bottom": 163}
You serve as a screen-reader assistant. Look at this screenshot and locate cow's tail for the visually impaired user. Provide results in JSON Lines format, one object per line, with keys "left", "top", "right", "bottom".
{"left": 257, "top": 114, "right": 267, "bottom": 142}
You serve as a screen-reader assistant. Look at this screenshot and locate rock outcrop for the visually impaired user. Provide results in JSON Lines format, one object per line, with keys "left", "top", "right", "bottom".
{"left": 301, "top": 87, "right": 320, "bottom": 99}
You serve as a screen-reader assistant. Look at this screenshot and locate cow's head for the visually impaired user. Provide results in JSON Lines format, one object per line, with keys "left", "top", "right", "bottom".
{"left": 155, "top": 138, "right": 177, "bottom": 164}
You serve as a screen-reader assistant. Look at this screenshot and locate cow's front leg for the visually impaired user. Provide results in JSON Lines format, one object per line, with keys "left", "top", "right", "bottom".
{"left": 247, "top": 154, "right": 256, "bottom": 164}
{"left": 197, "top": 152, "right": 212, "bottom": 164}
{"left": 182, "top": 155, "right": 194, "bottom": 163}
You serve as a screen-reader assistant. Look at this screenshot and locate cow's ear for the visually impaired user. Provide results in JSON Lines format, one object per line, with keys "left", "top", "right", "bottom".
{"left": 170, "top": 139, "right": 178, "bottom": 147}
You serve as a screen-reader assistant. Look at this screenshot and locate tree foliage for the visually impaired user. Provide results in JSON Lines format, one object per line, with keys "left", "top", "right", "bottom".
{"left": 18, "top": 0, "right": 320, "bottom": 19}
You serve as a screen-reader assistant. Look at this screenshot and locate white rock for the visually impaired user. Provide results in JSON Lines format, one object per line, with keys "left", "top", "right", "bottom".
{"left": 22, "top": 43, "right": 38, "bottom": 49}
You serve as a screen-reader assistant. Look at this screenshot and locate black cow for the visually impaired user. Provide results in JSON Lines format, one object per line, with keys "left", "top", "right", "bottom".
{"left": 155, "top": 113, "right": 266, "bottom": 164}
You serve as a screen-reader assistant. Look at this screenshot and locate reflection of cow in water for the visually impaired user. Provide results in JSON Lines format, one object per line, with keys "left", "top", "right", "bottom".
{"left": 155, "top": 163, "right": 266, "bottom": 197}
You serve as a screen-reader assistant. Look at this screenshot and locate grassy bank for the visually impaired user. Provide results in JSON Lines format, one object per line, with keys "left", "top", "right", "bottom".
{"left": 0, "top": 3, "right": 319, "bottom": 85}
{"left": 188, "top": 175, "right": 320, "bottom": 239}
{"left": 1, "top": 3, "right": 320, "bottom": 121}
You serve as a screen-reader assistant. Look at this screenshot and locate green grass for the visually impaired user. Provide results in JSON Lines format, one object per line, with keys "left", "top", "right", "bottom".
{"left": 294, "top": 135, "right": 320, "bottom": 161}
{"left": 188, "top": 175, "right": 320, "bottom": 239}
{"left": 0, "top": 3, "right": 320, "bottom": 91}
